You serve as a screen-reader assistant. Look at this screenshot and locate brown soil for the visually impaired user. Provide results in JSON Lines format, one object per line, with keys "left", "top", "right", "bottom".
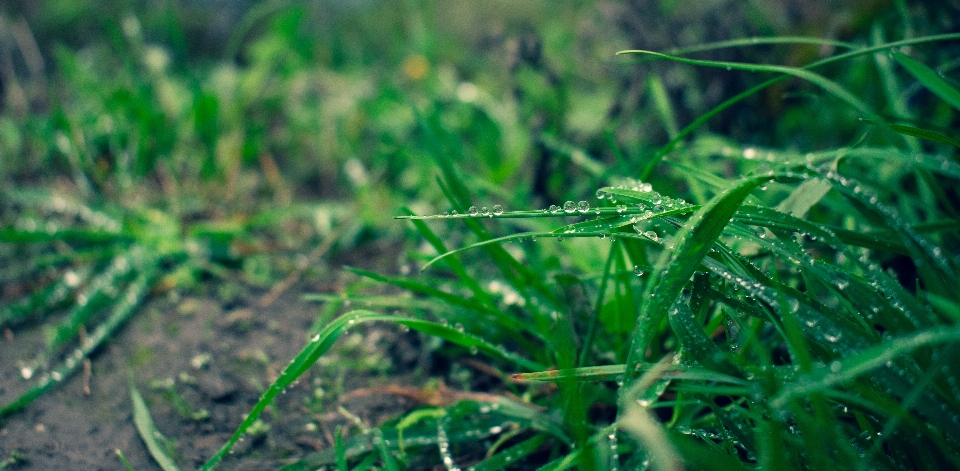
{"left": 0, "top": 244, "right": 428, "bottom": 470}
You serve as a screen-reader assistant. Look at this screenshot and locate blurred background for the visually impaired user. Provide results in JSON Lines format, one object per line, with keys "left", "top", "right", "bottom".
{"left": 4, "top": 0, "right": 956, "bottom": 223}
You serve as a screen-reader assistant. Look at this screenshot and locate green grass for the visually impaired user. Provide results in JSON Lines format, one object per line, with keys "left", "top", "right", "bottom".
{"left": 2, "top": 1, "right": 959, "bottom": 470}
{"left": 196, "top": 30, "right": 960, "bottom": 469}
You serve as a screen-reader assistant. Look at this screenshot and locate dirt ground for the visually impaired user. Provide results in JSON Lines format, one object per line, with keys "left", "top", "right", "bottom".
{"left": 0, "top": 242, "right": 433, "bottom": 471}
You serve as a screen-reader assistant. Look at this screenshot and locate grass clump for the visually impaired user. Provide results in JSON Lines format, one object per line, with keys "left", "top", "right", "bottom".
{"left": 194, "top": 27, "right": 960, "bottom": 470}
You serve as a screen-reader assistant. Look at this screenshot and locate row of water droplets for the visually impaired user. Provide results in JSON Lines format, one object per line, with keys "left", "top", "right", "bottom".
{"left": 436, "top": 415, "right": 460, "bottom": 471}
{"left": 8, "top": 192, "right": 124, "bottom": 234}
{"left": 15, "top": 259, "right": 156, "bottom": 406}
{"left": 18, "top": 247, "right": 148, "bottom": 381}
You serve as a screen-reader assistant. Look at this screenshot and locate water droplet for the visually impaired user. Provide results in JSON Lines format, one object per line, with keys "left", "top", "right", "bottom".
{"left": 549, "top": 204, "right": 561, "bottom": 213}
{"left": 577, "top": 201, "right": 589, "bottom": 213}
{"left": 468, "top": 206, "right": 479, "bottom": 216}
{"left": 830, "top": 361, "right": 842, "bottom": 373}
{"left": 311, "top": 334, "right": 321, "bottom": 342}
{"left": 480, "top": 206, "right": 490, "bottom": 216}
{"left": 634, "top": 266, "right": 645, "bottom": 276}
{"left": 492, "top": 205, "right": 504, "bottom": 215}
{"left": 644, "top": 230, "right": 659, "bottom": 241}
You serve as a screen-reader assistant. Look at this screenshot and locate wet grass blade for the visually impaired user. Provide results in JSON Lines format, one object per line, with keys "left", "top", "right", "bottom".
{"left": 47, "top": 251, "right": 139, "bottom": 350}
{"left": 469, "top": 433, "right": 549, "bottom": 471}
{"left": 130, "top": 379, "right": 181, "bottom": 471}
{"left": 627, "top": 33, "right": 960, "bottom": 178}
{"left": 624, "top": 173, "right": 780, "bottom": 384}
{"left": 894, "top": 51, "right": 960, "bottom": 111}
{"left": 512, "top": 364, "right": 746, "bottom": 386}
{"left": 0, "top": 266, "right": 158, "bottom": 418}
{"left": 772, "top": 325, "right": 960, "bottom": 408}
{"left": 618, "top": 50, "right": 888, "bottom": 134}
{"left": 860, "top": 119, "right": 960, "bottom": 149}
{"left": 199, "top": 309, "right": 544, "bottom": 470}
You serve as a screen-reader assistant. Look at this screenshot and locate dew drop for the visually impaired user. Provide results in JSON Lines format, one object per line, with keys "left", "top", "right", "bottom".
{"left": 563, "top": 201, "right": 577, "bottom": 213}
{"left": 549, "top": 204, "right": 561, "bottom": 213}
{"left": 634, "top": 266, "right": 645, "bottom": 277}
{"left": 468, "top": 206, "right": 479, "bottom": 216}
{"left": 577, "top": 201, "right": 589, "bottom": 213}
{"left": 492, "top": 205, "right": 504, "bottom": 215}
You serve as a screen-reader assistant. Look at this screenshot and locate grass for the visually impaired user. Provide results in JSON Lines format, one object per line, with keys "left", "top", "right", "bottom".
{"left": 201, "top": 31, "right": 959, "bottom": 470}
{"left": 2, "top": 1, "right": 960, "bottom": 470}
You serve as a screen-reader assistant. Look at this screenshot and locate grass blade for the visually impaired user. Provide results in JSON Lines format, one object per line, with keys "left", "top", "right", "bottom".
{"left": 624, "top": 173, "right": 780, "bottom": 384}
{"left": 771, "top": 325, "right": 960, "bottom": 408}
{"left": 0, "top": 265, "right": 158, "bottom": 418}
{"left": 894, "top": 51, "right": 960, "bottom": 111}
{"left": 860, "top": 119, "right": 960, "bottom": 149}
{"left": 130, "top": 379, "right": 181, "bottom": 471}
{"left": 199, "top": 309, "right": 544, "bottom": 470}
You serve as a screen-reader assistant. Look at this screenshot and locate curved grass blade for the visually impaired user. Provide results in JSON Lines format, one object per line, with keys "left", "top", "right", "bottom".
{"left": 626, "top": 33, "right": 960, "bottom": 179}
{"left": 658, "top": 36, "right": 856, "bottom": 59}
{"left": 199, "top": 309, "right": 544, "bottom": 470}
{"left": 623, "top": 172, "right": 781, "bottom": 385}
{"left": 770, "top": 326, "right": 960, "bottom": 446}
{"left": 860, "top": 119, "right": 960, "bottom": 149}
{"left": 772, "top": 325, "right": 960, "bottom": 408}
{"left": 130, "top": 379, "right": 181, "bottom": 471}
{"left": 512, "top": 364, "right": 746, "bottom": 386}
{"left": 470, "top": 434, "right": 550, "bottom": 471}
{"left": 345, "top": 267, "right": 536, "bottom": 341}
{"left": 618, "top": 50, "right": 889, "bottom": 134}
{"left": 894, "top": 51, "right": 960, "bottom": 111}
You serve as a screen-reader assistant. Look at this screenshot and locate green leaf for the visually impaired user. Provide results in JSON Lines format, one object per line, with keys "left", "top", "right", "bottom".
{"left": 860, "top": 119, "right": 960, "bottom": 149}
{"left": 894, "top": 52, "right": 960, "bottom": 111}
{"left": 776, "top": 178, "right": 833, "bottom": 218}
{"left": 624, "top": 173, "right": 778, "bottom": 384}
{"left": 130, "top": 379, "right": 181, "bottom": 471}
{"left": 771, "top": 325, "right": 960, "bottom": 408}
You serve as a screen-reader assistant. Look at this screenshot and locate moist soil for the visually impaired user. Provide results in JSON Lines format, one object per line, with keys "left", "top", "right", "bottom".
{"left": 0, "top": 241, "right": 438, "bottom": 470}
